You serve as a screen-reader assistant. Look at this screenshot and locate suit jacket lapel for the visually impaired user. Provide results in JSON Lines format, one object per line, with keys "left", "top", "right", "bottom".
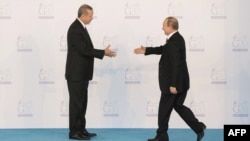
{"left": 75, "top": 19, "right": 94, "bottom": 48}
{"left": 83, "top": 29, "right": 94, "bottom": 48}
{"left": 78, "top": 24, "right": 94, "bottom": 48}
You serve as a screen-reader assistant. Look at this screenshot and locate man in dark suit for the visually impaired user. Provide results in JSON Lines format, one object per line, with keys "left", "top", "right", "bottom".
{"left": 134, "top": 16, "right": 206, "bottom": 141}
{"left": 65, "top": 4, "right": 116, "bottom": 140}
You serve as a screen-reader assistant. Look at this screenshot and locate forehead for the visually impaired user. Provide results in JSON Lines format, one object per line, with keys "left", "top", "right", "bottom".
{"left": 163, "top": 19, "right": 168, "bottom": 25}
{"left": 82, "top": 9, "right": 93, "bottom": 16}
{"left": 87, "top": 9, "right": 93, "bottom": 13}
{"left": 83, "top": 9, "right": 92, "bottom": 15}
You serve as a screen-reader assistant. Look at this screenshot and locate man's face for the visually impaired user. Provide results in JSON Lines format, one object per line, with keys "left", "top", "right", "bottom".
{"left": 82, "top": 9, "right": 94, "bottom": 25}
{"left": 162, "top": 19, "right": 171, "bottom": 35}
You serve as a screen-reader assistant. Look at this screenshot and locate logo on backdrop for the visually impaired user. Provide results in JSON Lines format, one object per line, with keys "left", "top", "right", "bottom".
{"left": 0, "top": 4, "right": 11, "bottom": 19}
{"left": 17, "top": 100, "right": 33, "bottom": 117}
{"left": 190, "top": 100, "right": 206, "bottom": 117}
{"left": 232, "top": 100, "right": 248, "bottom": 117}
{"left": 167, "top": 2, "right": 183, "bottom": 19}
{"left": 146, "top": 100, "right": 158, "bottom": 117}
{"left": 211, "top": 2, "right": 226, "bottom": 19}
{"left": 232, "top": 35, "right": 248, "bottom": 52}
{"left": 59, "top": 35, "right": 67, "bottom": 52}
{"left": 103, "top": 35, "right": 119, "bottom": 52}
{"left": 17, "top": 35, "right": 33, "bottom": 52}
{"left": 38, "top": 68, "right": 55, "bottom": 84}
{"left": 211, "top": 67, "right": 227, "bottom": 84}
{"left": 124, "top": 2, "right": 140, "bottom": 19}
{"left": 145, "top": 35, "right": 162, "bottom": 47}
{"left": 124, "top": 67, "right": 140, "bottom": 84}
{"left": 189, "top": 35, "right": 205, "bottom": 52}
{"left": 103, "top": 100, "right": 119, "bottom": 117}
{"left": 38, "top": 2, "right": 54, "bottom": 19}
{"left": 0, "top": 68, "right": 12, "bottom": 85}
{"left": 60, "top": 100, "right": 69, "bottom": 117}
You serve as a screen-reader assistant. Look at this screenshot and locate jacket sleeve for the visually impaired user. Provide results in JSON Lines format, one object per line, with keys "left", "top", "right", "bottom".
{"left": 145, "top": 45, "right": 165, "bottom": 55}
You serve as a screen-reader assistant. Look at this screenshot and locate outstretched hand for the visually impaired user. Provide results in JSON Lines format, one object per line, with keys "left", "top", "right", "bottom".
{"left": 104, "top": 45, "right": 117, "bottom": 58}
{"left": 134, "top": 45, "right": 146, "bottom": 54}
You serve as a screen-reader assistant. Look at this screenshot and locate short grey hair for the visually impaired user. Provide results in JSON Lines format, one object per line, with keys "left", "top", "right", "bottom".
{"left": 165, "top": 16, "right": 179, "bottom": 30}
{"left": 78, "top": 4, "right": 93, "bottom": 17}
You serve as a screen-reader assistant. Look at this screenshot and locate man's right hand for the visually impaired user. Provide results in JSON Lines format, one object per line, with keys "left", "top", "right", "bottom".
{"left": 134, "top": 45, "right": 146, "bottom": 54}
{"left": 104, "top": 45, "right": 117, "bottom": 57}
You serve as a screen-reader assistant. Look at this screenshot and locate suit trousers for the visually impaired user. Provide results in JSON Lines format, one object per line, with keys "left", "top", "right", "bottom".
{"left": 157, "top": 91, "right": 202, "bottom": 138}
{"left": 67, "top": 80, "right": 89, "bottom": 135}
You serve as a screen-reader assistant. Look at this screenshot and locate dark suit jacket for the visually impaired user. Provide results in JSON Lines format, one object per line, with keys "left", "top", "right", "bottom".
{"left": 65, "top": 19, "right": 105, "bottom": 81}
{"left": 145, "top": 32, "right": 190, "bottom": 93}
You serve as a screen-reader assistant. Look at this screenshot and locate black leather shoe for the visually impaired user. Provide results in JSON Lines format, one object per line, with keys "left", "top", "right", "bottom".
{"left": 69, "top": 134, "right": 90, "bottom": 140}
{"left": 197, "top": 122, "right": 206, "bottom": 141}
{"left": 82, "top": 130, "right": 97, "bottom": 137}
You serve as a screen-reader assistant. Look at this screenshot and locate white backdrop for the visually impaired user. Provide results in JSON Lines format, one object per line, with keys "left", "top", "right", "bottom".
{"left": 0, "top": 0, "right": 249, "bottom": 129}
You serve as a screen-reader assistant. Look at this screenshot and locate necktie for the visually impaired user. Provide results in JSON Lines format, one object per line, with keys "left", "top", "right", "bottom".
{"left": 84, "top": 27, "right": 88, "bottom": 35}
{"left": 84, "top": 27, "right": 91, "bottom": 39}
{"left": 84, "top": 27, "right": 93, "bottom": 47}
